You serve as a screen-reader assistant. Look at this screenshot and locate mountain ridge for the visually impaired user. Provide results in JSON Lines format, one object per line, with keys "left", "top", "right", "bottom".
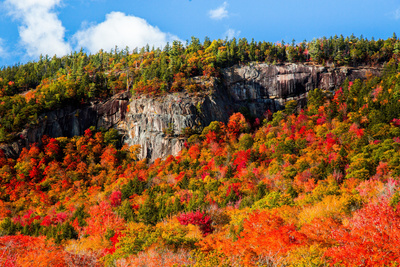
{"left": 1, "top": 62, "right": 381, "bottom": 161}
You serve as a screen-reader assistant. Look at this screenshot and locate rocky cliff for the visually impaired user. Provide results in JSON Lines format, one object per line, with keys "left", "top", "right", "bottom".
{"left": 1, "top": 63, "right": 381, "bottom": 161}
{"left": 122, "top": 63, "right": 380, "bottom": 161}
{"left": 1, "top": 92, "right": 130, "bottom": 158}
{"left": 223, "top": 63, "right": 380, "bottom": 113}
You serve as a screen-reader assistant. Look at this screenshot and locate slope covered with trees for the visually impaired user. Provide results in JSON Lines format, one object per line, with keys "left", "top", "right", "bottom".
{"left": 0, "top": 35, "right": 399, "bottom": 143}
{"left": 1, "top": 36, "right": 400, "bottom": 266}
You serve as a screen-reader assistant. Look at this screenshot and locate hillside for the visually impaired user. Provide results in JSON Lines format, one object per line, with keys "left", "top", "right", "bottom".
{"left": 0, "top": 36, "right": 400, "bottom": 266}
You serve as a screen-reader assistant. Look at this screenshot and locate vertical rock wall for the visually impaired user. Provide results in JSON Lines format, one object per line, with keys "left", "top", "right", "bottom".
{"left": 1, "top": 63, "right": 381, "bottom": 161}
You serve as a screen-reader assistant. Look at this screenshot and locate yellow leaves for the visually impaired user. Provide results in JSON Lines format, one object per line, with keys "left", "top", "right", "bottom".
{"left": 110, "top": 217, "right": 201, "bottom": 262}
{"left": 115, "top": 222, "right": 157, "bottom": 256}
{"left": 192, "top": 249, "right": 228, "bottom": 267}
{"left": 273, "top": 205, "right": 300, "bottom": 226}
{"left": 126, "top": 144, "right": 141, "bottom": 161}
{"left": 285, "top": 244, "right": 327, "bottom": 267}
{"left": 156, "top": 217, "right": 202, "bottom": 249}
{"left": 204, "top": 40, "right": 219, "bottom": 54}
{"left": 346, "top": 152, "right": 372, "bottom": 180}
{"left": 224, "top": 207, "right": 250, "bottom": 235}
{"left": 187, "top": 53, "right": 200, "bottom": 65}
{"left": 314, "top": 124, "right": 329, "bottom": 138}
{"left": 298, "top": 194, "right": 362, "bottom": 225}
{"left": 73, "top": 234, "right": 110, "bottom": 254}
{"left": 203, "top": 175, "right": 212, "bottom": 183}
{"left": 267, "top": 158, "right": 281, "bottom": 175}
{"left": 115, "top": 247, "right": 194, "bottom": 267}
{"left": 251, "top": 191, "right": 293, "bottom": 211}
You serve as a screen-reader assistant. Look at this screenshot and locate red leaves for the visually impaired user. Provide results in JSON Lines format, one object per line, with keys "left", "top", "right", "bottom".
{"left": 233, "top": 149, "right": 250, "bottom": 172}
{"left": 83, "top": 201, "right": 125, "bottom": 237}
{"left": 325, "top": 200, "right": 400, "bottom": 266}
{"left": 0, "top": 234, "right": 100, "bottom": 266}
{"left": 40, "top": 212, "right": 68, "bottom": 227}
{"left": 225, "top": 183, "right": 241, "bottom": 198}
{"left": 100, "top": 145, "right": 118, "bottom": 169}
{"left": 109, "top": 190, "right": 122, "bottom": 207}
{"left": 12, "top": 210, "right": 40, "bottom": 227}
{"left": 103, "top": 232, "right": 124, "bottom": 256}
{"left": 177, "top": 211, "right": 213, "bottom": 236}
{"left": 188, "top": 144, "right": 200, "bottom": 160}
{"left": 300, "top": 217, "right": 341, "bottom": 246}
{"left": 392, "top": 118, "right": 400, "bottom": 127}
{"left": 225, "top": 211, "right": 306, "bottom": 266}
{"left": 28, "top": 166, "right": 40, "bottom": 181}
{"left": 0, "top": 235, "right": 44, "bottom": 266}
{"left": 44, "top": 138, "right": 60, "bottom": 158}
{"left": 227, "top": 113, "right": 250, "bottom": 139}
{"left": 205, "top": 131, "right": 218, "bottom": 144}
{"left": 349, "top": 123, "right": 364, "bottom": 138}
{"left": 84, "top": 128, "right": 93, "bottom": 138}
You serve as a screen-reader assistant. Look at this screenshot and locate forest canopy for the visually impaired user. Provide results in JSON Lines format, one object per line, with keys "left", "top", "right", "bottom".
{"left": 0, "top": 34, "right": 399, "bottom": 143}
{"left": 1, "top": 35, "right": 400, "bottom": 266}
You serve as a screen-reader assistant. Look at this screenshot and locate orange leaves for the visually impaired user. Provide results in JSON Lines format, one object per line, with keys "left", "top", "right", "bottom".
{"left": 100, "top": 145, "right": 118, "bottom": 169}
{"left": 325, "top": 200, "right": 400, "bottom": 266}
{"left": 4, "top": 64, "right": 400, "bottom": 267}
{"left": 115, "top": 247, "right": 193, "bottom": 267}
{"left": 227, "top": 112, "right": 250, "bottom": 139}
{"left": 83, "top": 201, "right": 125, "bottom": 238}
{"left": 300, "top": 217, "right": 341, "bottom": 247}
{"left": 293, "top": 170, "right": 316, "bottom": 193}
{"left": 188, "top": 144, "right": 200, "bottom": 160}
{"left": 0, "top": 235, "right": 102, "bottom": 267}
{"left": 23, "top": 90, "right": 36, "bottom": 103}
{"left": 170, "top": 72, "right": 187, "bottom": 92}
{"left": 219, "top": 210, "right": 307, "bottom": 266}
{"left": 0, "top": 235, "right": 64, "bottom": 267}
{"left": 44, "top": 138, "right": 60, "bottom": 159}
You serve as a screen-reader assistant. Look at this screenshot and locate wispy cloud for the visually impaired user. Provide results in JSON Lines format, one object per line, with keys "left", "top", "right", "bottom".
{"left": 73, "top": 12, "right": 178, "bottom": 53}
{"left": 224, "top": 28, "right": 240, "bottom": 40}
{"left": 393, "top": 7, "right": 400, "bottom": 20}
{"left": 5, "top": 0, "right": 72, "bottom": 58}
{"left": 209, "top": 1, "right": 229, "bottom": 20}
{"left": 0, "top": 38, "right": 6, "bottom": 58}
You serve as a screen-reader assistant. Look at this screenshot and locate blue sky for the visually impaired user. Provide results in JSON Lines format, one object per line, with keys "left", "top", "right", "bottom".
{"left": 1, "top": 0, "right": 400, "bottom": 67}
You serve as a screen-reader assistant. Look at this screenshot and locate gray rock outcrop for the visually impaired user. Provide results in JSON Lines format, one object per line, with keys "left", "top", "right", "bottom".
{"left": 0, "top": 63, "right": 381, "bottom": 161}
{"left": 223, "top": 63, "right": 380, "bottom": 113}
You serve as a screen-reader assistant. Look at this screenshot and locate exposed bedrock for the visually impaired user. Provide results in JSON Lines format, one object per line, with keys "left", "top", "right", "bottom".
{"left": 1, "top": 63, "right": 381, "bottom": 161}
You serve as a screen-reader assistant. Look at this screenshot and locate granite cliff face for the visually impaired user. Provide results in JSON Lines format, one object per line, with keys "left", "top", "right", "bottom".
{"left": 1, "top": 63, "right": 381, "bottom": 161}
{"left": 122, "top": 89, "right": 231, "bottom": 161}
{"left": 122, "top": 63, "right": 380, "bottom": 161}
{"left": 1, "top": 92, "right": 130, "bottom": 158}
{"left": 223, "top": 63, "right": 380, "bottom": 113}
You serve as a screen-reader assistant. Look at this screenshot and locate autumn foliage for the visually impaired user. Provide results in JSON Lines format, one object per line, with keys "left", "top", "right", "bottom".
{"left": 1, "top": 37, "right": 400, "bottom": 266}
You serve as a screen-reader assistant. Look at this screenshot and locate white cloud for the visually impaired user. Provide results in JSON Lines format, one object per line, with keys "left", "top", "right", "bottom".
{"left": 209, "top": 1, "right": 229, "bottom": 20}
{"left": 0, "top": 38, "right": 6, "bottom": 58}
{"left": 5, "top": 0, "right": 71, "bottom": 58}
{"left": 224, "top": 28, "right": 240, "bottom": 40}
{"left": 73, "top": 12, "right": 178, "bottom": 53}
{"left": 393, "top": 8, "right": 400, "bottom": 20}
